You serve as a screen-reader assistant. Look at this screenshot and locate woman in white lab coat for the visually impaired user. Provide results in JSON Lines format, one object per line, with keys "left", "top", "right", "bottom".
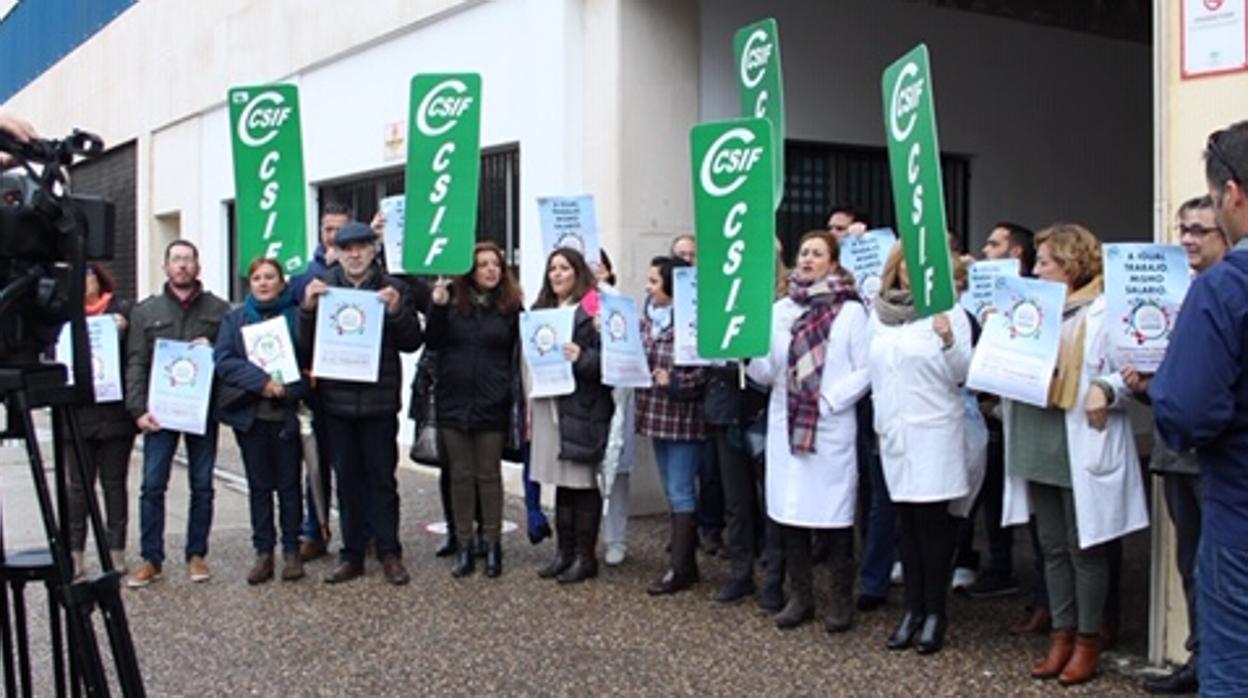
{"left": 746, "top": 230, "right": 870, "bottom": 633}
{"left": 869, "top": 245, "right": 972, "bottom": 656}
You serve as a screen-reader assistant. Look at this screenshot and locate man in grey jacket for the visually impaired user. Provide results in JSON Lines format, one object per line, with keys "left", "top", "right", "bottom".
{"left": 124, "top": 240, "right": 230, "bottom": 588}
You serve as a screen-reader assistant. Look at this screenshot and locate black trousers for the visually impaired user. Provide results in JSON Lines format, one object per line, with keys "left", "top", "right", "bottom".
{"left": 716, "top": 429, "right": 761, "bottom": 579}
{"left": 327, "top": 414, "right": 401, "bottom": 563}
{"left": 895, "top": 501, "right": 956, "bottom": 617}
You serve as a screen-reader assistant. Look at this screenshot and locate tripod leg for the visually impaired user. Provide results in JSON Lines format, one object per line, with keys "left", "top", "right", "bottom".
{"left": 0, "top": 575, "right": 15, "bottom": 697}
{"left": 12, "top": 582, "right": 30, "bottom": 697}
{"left": 47, "top": 581, "right": 66, "bottom": 698}
{"left": 12, "top": 397, "right": 110, "bottom": 695}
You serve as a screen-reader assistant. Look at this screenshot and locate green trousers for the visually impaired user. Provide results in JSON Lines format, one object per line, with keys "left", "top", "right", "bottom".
{"left": 1029, "top": 481, "right": 1109, "bottom": 635}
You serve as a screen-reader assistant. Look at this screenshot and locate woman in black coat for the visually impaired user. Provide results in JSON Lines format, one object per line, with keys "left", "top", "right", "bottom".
{"left": 66, "top": 262, "right": 138, "bottom": 578}
{"left": 529, "top": 248, "right": 614, "bottom": 584}
{"left": 426, "top": 242, "right": 522, "bottom": 578}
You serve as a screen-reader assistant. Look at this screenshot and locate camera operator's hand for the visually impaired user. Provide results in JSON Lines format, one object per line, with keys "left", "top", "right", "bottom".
{"left": 136, "top": 412, "right": 161, "bottom": 433}
{"left": 0, "top": 112, "right": 37, "bottom": 169}
{"left": 303, "top": 278, "right": 328, "bottom": 310}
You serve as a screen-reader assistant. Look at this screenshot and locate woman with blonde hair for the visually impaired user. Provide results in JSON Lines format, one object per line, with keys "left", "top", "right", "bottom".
{"left": 1002, "top": 223, "right": 1148, "bottom": 685}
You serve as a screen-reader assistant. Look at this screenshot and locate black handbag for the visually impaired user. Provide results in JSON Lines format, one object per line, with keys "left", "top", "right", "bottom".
{"left": 408, "top": 350, "right": 445, "bottom": 466}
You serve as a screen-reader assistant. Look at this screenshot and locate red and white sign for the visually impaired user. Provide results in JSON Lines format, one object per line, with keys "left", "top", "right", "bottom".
{"left": 1182, "top": 0, "right": 1248, "bottom": 79}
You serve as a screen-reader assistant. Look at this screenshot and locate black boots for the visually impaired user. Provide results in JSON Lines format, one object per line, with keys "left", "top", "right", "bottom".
{"left": 451, "top": 546, "right": 475, "bottom": 578}
{"left": 757, "top": 519, "right": 786, "bottom": 613}
{"left": 775, "top": 526, "right": 814, "bottom": 629}
{"left": 558, "top": 489, "right": 601, "bottom": 584}
{"left": 648, "top": 513, "right": 700, "bottom": 595}
{"left": 485, "top": 541, "right": 503, "bottom": 578}
{"left": 538, "top": 490, "right": 576, "bottom": 579}
{"left": 887, "top": 611, "right": 923, "bottom": 650}
{"left": 824, "top": 558, "right": 856, "bottom": 633}
{"left": 915, "top": 613, "right": 948, "bottom": 654}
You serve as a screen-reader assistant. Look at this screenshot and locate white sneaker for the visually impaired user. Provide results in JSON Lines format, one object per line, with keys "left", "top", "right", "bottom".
{"left": 889, "top": 561, "right": 903, "bottom": 586}
{"left": 951, "top": 567, "right": 977, "bottom": 591}
{"left": 604, "top": 544, "right": 626, "bottom": 566}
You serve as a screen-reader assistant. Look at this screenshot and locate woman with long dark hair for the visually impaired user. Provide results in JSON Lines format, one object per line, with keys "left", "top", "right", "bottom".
{"left": 215, "top": 257, "right": 308, "bottom": 584}
{"left": 427, "top": 241, "right": 522, "bottom": 578}
{"left": 528, "top": 248, "right": 614, "bottom": 584}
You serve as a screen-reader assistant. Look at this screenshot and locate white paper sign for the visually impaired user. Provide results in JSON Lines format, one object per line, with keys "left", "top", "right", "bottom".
{"left": 241, "top": 316, "right": 301, "bottom": 385}
{"left": 966, "top": 276, "right": 1067, "bottom": 407}
{"left": 380, "top": 195, "right": 407, "bottom": 274}
{"left": 600, "top": 293, "right": 652, "bottom": 388}
{"left": 147, "top": 338, "right": 216, "bottom": 435}
{"left": 838, "top": 228, "right": 897, "bottom": 305}
{"left": 1103, "top": 244, "right": 1191, "bottom": 372}
{"left": 537, "top": 195, "right": 602, "bottom": 268}
{"left": 55, "top": 315, "right": 124, "bottom": 402}
{"left": 521, "top": 307, "right": 577, "bottom": 398}
{"left": 672, "top": 266, "right": 710, "bottom": 367}
{"left": 1182, "top": 0, "right": 1248, "bottom": 78}
{"left": 311, "top": 288, "right": 385, "bottom": 382}
{"left": 960, "top": 259, "right": 1020, "bottom": 320}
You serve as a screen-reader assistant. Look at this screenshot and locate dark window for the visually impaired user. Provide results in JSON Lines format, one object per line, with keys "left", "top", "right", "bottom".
{"left": 776, "top": 140, "right": 971, "bottom": 264}
{"left": 69, "top": 140, "right": 137, "bottom": 302}
{"left": 317, "top": 142, "right": 522, "bottom": 265}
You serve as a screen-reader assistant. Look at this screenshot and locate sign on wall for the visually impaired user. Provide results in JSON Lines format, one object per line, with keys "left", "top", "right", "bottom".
{"left": 1181, "top": 0, "right": 1248, "bottom": 79}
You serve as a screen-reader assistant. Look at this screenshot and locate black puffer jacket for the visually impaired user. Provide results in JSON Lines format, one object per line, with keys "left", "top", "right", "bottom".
{"left": 554, "top": 306, "right": 614, "bottom": 464}
{"left": 425, "top": 290, "right": 519, "bottom": 433}
{"left": 298, "top": 263, "right": 424, "bottom": 419}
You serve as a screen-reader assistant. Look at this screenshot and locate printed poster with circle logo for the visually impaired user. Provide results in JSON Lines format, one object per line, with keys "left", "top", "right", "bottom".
{"left": 966, "top": 276, "right": 1067, "bottom": 407}
{"left": 599, "top": 292, "right": 652, "bottom": 388}
{"left": 311, "top": 288, "right": 385, "bottom": 383}
{"left": 537, "top": 195, "right": 601, "bottom": 270}
{"left": 519, "top": 307, "right": 576, "bottom": 398}
{"left": 240, "top": 316, "right": 300, "bottom": 384}
{"left": 147, "top": 338, "right": 216, "bottom": 435}
{"left": 1103, "top": 244, "right": 1191, "bottom": 372}
{"left": 54, "top": 315, "right": 124, "bottom": 402}
{"left": 839, "top": 228, "right": 898, "bottom": 308}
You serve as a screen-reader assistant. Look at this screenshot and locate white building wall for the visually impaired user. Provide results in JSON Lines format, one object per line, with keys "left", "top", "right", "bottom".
{"left": 699, "top": 0, "right": 1154, "bottom": 246}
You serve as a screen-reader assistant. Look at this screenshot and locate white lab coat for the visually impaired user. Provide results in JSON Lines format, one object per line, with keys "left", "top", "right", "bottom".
{"left": 1000, "top": 296, "right": 1150, "bottom": 549}
{"left": 868, "top": 308, "right": 973, "bottom": 503}
{"left": 746, "top": 298, "right": 870, "bottom": 528}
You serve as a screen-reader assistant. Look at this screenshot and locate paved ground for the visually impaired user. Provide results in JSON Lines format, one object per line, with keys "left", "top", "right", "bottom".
{"left": 0, "top": 422, "right": 1159, "bottom": 696}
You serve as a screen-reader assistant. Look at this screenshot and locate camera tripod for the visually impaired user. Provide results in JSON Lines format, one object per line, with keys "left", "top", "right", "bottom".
{"left": 0, "top": 364, "right": 144, "bottom": 696}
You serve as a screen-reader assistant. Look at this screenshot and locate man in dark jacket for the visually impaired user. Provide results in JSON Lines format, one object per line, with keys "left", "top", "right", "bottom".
{"left": 125, "top": 240, "right": 230, "bottom": 588}
{"left": 299, "top": 222, "right": 424, "bottom": 585}
{"left": 1152, "top": 120, "right": 1248, "bottom": 697}
{"left": 289, "top": 202, "right": 350, "bottom": 561}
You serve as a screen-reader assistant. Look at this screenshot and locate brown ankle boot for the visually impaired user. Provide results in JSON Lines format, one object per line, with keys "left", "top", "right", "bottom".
{"left": 1058, "top": 634, "right": 1100, "bottom": 686}
{"left": 1030, "top": 628, "right": 1076, "bottom": 679}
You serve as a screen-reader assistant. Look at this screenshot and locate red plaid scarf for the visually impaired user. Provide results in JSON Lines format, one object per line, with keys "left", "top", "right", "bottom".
{"left": 786, "top": 269, "right": 857, "bottom": 455}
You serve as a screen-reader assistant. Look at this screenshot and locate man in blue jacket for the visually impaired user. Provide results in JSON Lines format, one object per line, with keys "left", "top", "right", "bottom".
{"left": 1151, "top": 120, "right": 1248, "bottom": 697}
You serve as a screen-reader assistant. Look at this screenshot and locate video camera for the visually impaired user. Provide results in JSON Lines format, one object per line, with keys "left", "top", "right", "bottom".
{"left": 0, "top": 127, "right": 115, "bottom": 372}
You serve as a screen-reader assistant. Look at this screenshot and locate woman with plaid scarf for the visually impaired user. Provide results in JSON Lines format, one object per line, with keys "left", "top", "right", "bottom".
{"left": 868, "top": 245, "right": 973, "bottom": 656}
{"left": 746, "top": 230, "right": 870, "bottom": 632}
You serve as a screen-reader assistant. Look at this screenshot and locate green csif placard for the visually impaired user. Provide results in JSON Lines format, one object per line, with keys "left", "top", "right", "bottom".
{"left": 403, "top": 73, "right": 481, "bottom": 275}
{"left": 228, "top": 84, "right": 309, "bottom": 277}
{"left": 690, "top": 118, "right": 776, "bottom": 359}
{"left": 882, "top": 44, "right": 956, "bottom": 318}
{"left": 733, "top": 18, "right": 785, "bottom": 210}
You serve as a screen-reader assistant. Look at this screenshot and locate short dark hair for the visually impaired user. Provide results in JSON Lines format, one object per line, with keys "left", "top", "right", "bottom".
{"left": 1177, "top": 195, "right": 1214, "bottom": 218}
{"left": 649, "top": 255, "right": 689, "bottom": 298}
{"left": 1205, "top": 121, "right": 1248, "bottom": 189}
{"left": 994, "top": 221, "right": 1035, "bottom": 277}
{"left": 321, "top": 200, "right": 352, "bottom": 219}
{"left": 825, "top": 203, "right": 858, "bottom": 223}
{"left": 164, "top": 239, "right": 198, "bottom": 261}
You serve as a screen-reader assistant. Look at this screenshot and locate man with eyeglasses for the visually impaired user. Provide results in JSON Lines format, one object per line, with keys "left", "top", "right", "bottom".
{"left": 125, "top": 240, "right": 231, "bottom": 588}
{"left": 1122, "top": 196, "right": 1226, "bottom": 694}
{"left": 1152, "top": 121, "right": 1248, "bottom": 697}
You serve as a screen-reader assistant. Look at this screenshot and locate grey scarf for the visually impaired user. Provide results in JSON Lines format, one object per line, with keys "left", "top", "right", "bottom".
{"left": 874, "top": 288, "right": 918, "bottom": 326}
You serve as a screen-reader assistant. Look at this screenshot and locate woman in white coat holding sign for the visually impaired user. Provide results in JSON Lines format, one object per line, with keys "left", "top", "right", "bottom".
{"left": 746, "top": 230, "right": 870, "bottom": 633}
{"left": 868, "top": 245, "right": 972, "bottom": 656}
{"left": 1001, "top": 224, "right": 1148, "bottom": 687}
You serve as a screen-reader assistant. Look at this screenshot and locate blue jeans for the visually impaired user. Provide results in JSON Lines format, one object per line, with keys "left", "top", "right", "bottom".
{"left": 859, "top": 446, "right": 896, "bottom": 598}
{"left": 139, "top": 425, "right": 218, "bottom": 566}
{"left": 1199, "top": 537, "right": 1248, "bottom": 696}
{"left": 522, "top": 444, "right": 549, "bottom": 536}
{"left": 235, "top": 420, "right": 303, "bottom": 555}
{"left": 653, "top": 439, "right": 702, "bottom": 514}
